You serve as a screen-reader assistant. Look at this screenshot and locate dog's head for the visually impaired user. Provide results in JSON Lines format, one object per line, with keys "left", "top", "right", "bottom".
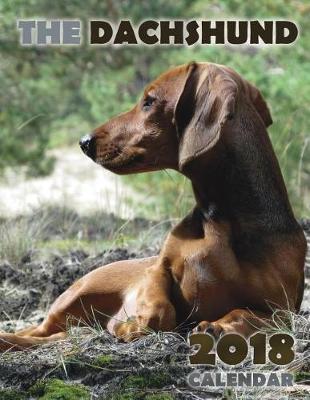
{"left": 80, "top": 62, "right": 272, "bottom": 174}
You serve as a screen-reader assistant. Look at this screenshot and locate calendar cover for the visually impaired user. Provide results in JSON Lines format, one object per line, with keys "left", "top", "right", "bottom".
{"left": 0, "top": 1, "right": 309, "bottom": 399}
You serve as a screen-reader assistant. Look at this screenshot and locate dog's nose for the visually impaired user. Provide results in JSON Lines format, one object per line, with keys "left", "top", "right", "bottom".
{"left": 79, "top": 134, "right": 96, "bottom": 160}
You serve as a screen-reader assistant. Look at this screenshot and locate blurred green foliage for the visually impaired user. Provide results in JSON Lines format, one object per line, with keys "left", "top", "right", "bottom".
{"left": 0, "top": 0, "right": 309, "bottom": 215}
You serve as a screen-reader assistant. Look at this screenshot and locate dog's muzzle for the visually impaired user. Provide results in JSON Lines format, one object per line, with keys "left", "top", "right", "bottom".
{"left": 79, "top": 134, "right": 96, "bottom": 160}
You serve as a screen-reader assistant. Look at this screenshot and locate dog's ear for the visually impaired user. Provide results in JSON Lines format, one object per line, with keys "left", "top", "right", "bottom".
{"left": 174, "top": 63, "right": 237, "bottom": 170}
{"left": 244, "top": 81, "right": 273, "bottom": 128}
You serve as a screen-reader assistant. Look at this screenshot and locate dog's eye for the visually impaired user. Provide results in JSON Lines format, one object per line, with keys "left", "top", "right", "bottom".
{"left": 142, "top": 96, "right": 155, "bottom": 111}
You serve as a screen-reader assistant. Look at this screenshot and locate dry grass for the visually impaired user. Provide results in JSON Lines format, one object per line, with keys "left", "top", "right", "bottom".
{"left": 0, "top": 217, "right": 44, "bottom": 265}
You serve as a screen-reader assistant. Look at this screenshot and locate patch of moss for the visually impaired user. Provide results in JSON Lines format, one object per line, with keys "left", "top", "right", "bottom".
{"left": 0, "top": 389, "right": 27, "bottom": 400}
{"left": 109, "top": 372, "right": 174, "bottom": 400}
{"left": 110, "top": 391, "right": 174, "bottom": 400}
{"left": 122, "top": 375, "right": 147, "bottom": 389}
{"left": 29, "top": 378, "right": 90, "bottom": 400}
{"left": 94, "top": 354, "right": 114, "bottom": 367}
{"left": 295, "top": 371, "right": 310, "bottom": 383}
{"left": 123, "top": 371, "right": 172, "bottom": 390}
{"left": 145, "top": 394, "right": 174, "bottom": 400}
{"left": 110, "top": 393, "right": 142, "bottom": 400}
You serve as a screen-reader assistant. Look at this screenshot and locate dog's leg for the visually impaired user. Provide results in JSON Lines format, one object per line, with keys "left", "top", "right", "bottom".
{"left": 113, "top": 264, "right": 176, "bottom": 342}
{"left": 0, "top": 332, "right": 67, "bottom": 351}
{"left": 0, "top": 257, "right": 156, "bottom": 351}
{"left": 193, "top": 309, "right": 271, "bottom": 338}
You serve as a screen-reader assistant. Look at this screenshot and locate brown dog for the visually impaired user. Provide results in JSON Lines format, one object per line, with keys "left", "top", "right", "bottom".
{"left": 0, "top": 62, "right": 306, "bottom": 351}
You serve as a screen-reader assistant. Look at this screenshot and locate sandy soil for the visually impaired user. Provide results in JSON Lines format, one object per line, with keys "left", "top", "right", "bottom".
{"left": 0, "top": 148, "right": 139, "bottom": 219}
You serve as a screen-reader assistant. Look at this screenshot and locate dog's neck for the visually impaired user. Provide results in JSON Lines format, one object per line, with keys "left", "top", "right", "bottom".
{"left": 184, "top": 119, "right": 299, "bottom": 259}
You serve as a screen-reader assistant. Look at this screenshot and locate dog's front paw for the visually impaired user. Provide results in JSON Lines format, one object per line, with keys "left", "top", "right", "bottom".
{"left": 192, "top": 320, "right": 224, "bottom": 338}
{"left": 113, "top": 319, "right": 149, "bottom": 342}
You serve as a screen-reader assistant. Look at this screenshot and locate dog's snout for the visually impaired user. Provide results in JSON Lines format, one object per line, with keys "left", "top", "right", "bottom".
{"left": 79, "top": 134, "right": 96, "bottom": 160}
{"left": 79, "top": 134, "right": 93, "bottom": 153}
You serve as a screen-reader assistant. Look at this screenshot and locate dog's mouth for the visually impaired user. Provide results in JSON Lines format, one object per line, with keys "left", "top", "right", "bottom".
{"left": 96, "top": 147, "right": 146, "bottom": 173}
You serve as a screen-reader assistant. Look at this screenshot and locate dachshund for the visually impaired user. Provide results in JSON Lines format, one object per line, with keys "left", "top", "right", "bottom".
{"left": 0, "top": 62, "right": 306, "bottom": 350}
